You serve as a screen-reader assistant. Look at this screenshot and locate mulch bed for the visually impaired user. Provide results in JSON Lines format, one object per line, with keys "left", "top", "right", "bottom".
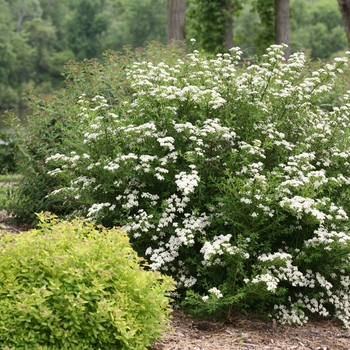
{"left": 152, "top": 310, "right": 350, "bottom": 350}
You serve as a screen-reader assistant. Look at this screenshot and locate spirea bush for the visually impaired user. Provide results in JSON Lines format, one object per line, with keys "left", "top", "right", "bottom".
{"left": 0, "top": 213, "right": 174, "bottom": 349}
{"left": 44, "top": 44, "right": 350, "bottom": 327}
{"left": 9, "top": 42, "right": 187, "bottom": 224}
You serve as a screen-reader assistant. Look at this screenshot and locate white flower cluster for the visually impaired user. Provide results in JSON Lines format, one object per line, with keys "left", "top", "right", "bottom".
{"left": 201, "top": 234, "right": 249, "bottom": 267}
{"left": 126, "top": 49, "right": 242, "bottom": 114}
{"left": 87, "top": 202, "right": 112, "bottom": 220}
{"left": 144, "top": 210, "right": 212, "bottom": 271}
{"left": 304, "top": 227, "right": 350, "bottom": 248}
{"left": 175, "top": 171, "right": 200, "bottom": 195}
{"left": 280, "top": 196, "right": 327, "bottom": 222}
{"left": 273, "top": 303, "right": 308, "bottom": 326}
{"left": 251, "top": 273, "right": 279, "bottom": 293}
{"left": 123, "top": 209, "right": 155, "bottom": 237}
{"left": 157, "top": 136, "right": 175, "bottom": 151}
{"left": 255, "top": 253, "right": 350, "bottom": 327}
{"left": 202, "top": 287, "right": 223, "bottom": 301}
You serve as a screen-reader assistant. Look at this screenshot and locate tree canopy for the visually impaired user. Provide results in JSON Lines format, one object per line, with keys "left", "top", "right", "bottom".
{"left": 0, "top": 0, "right": 348, "bottom": 110}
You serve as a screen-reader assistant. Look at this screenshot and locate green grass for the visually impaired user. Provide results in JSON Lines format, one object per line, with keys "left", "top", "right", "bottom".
{"left": 0, "top": 174, "right": 22, "bottom": 183}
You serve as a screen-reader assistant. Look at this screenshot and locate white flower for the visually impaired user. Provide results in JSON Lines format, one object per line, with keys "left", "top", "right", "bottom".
{"left": 208, "top": 287, "right": 223, "bottom": 298}
{"left": 251, "top": 274, "right": 279, "bottom": 293}
{"left": 175, "top": 171, "right": 200, "bottom": 195}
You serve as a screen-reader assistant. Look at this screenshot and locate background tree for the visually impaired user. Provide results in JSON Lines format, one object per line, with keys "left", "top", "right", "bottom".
{"left": 167, "top": 0, "right": 186, "bottom": 43}
{"left": 187, "top": 0, "right": 245, "bottom": 53}
{"left": 38, "top": 0, "right": 73, "bottom": 52}
{"left": 0, "top": 0, "right": 348, "bottom": 112}
{"left": 236, "top": 0, "right": 346, "bottom": 60}
{"left": 0, "top": 0, "right": 35, "bottom": 108}
{"left": 233, "top": 1, "right": 260, "bottom": 56}
{"left": 66, "top": 0, "right": 110, "bottom": 60}
{"left": 224, "top": 0, "right": 234, "bottom": 49}
{"left": 10, "top": 0, "right": 43, "bottom": 33}
{"left": 291, "top": 0, "right": 347, "bottom": 59}
{"left": 251, "top": 0, "right": 290, "bottom": 57}
{"left": 127, "top": 0, "right": 166, "bottom": 47}
{"left": 249, "top": 0, "right": 274, "bottom": 55}
{"left": 338, "top": 0, "right": 350, "bottom": 49}
{"left": 275, "top": 0, "right": 290, "bottom": 59}
{"left": 100, "top": 0, "right": 167, "bottom": 52}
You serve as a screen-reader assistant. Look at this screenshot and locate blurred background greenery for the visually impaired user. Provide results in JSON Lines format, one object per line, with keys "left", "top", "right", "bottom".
{"left": 0, "top": 0, "right": 347, "bottom": 117}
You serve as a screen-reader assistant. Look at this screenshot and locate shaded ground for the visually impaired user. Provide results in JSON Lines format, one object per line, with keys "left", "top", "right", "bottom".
{"left": 1, "top": 209, "right": 350, "bottom": 350}
{"left": 0, "top": 209, "right": 29, "bottom": 233}
{"left": 152, "top": 311, "right": 350, "bottom": 350}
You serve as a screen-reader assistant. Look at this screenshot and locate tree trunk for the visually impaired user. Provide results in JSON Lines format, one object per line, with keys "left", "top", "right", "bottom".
{"left": 338, "top": 0, "right": 350, "bottom": 49}
{"left": 275, "top": 0, "right": 290, "bottom": 60}
{"left": 225, "top": 0, "right": 234, "bottom": 49}
{"left": 167, "top": 0, "right": 186, "bottom": 44}
{"left": 16, "top": 11, "right": 27, "bottom": 33}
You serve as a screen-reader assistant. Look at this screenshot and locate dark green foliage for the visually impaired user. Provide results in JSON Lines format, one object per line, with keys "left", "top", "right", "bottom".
{"left": 0, "top": 185, "right": 14, "bottom": 210}
{"left": 0, "top": 131, "right": 18, "bottom": 174}
{"left": 67, "top": 0, "right": 110, "bottom": 60}
{"left": 0, "top": 0, "right": 33, "bottom": 108}
{"left": 8, "top": 93, "right": 76, "bottom": 224}
{"left": 187, "top": 0, "right": 230, "bottom": 53}
{"left": 186, "top": 0, "right": 247, "bottom": 53}
{"left": 0, "top": 213, "right": 174, "bottom": 349}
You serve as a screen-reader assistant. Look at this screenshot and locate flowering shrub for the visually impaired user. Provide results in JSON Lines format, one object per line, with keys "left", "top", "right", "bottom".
{"left": 45, "top": 44, "right": 350, "bottom": 327}
{"left": 9, "top": 42, "right": 187, "bottom": 224}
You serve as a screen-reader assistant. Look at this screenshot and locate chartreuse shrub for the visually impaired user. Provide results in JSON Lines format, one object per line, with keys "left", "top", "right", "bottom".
{"left": 15, "top": 43, "right": 350, "bottom": 327}
{"left": 0, "top": 213, "right": 174, "bottom": 349}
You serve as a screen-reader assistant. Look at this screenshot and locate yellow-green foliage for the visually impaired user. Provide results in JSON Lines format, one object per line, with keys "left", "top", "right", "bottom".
{"left": 0, "top": 213, "right": 174, "bottom": 349}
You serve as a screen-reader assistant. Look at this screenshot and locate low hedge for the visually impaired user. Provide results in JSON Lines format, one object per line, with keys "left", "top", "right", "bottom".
{"left": 0, "top": 213, "right": 174, "bottom": 349}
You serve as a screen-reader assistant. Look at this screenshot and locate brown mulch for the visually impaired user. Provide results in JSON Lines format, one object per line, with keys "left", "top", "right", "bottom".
{"left": 151, "top": 310, "right": 350, "bottom": 350}
{"left": 0, "top": 209, "right": 29, "bottom": 233}
{"left": 1, "top": 210, "right": 350, "bottom": 350}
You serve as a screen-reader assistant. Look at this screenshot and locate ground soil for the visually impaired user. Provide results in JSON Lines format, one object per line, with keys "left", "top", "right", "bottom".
{"left": 1, "top": 210, "right": 350, "bottom": 350}
{"left": 151, "top": 310, "right": 350, "bottom": 350}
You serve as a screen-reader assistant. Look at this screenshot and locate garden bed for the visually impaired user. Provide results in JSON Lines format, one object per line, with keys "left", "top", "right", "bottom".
{"left": 152, "top": 310, "right": 350, "bottom": 350}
